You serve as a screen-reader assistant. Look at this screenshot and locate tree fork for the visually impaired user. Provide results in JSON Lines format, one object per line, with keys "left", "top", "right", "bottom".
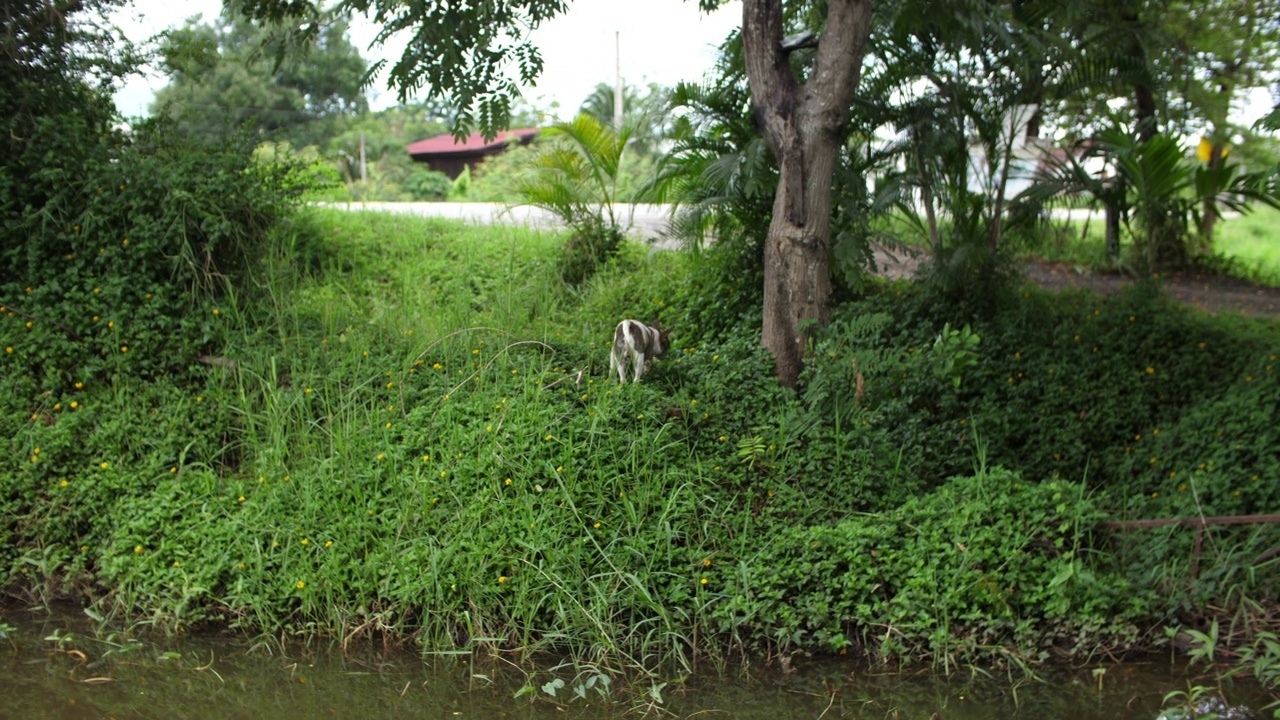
{"left": 742, "top": 0, "right": 873, "bottom": 387}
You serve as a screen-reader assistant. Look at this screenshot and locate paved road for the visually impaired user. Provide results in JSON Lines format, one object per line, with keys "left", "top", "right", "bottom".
{"left": 321, "top": 202, "right": 1117, "bottom": 237}
{"left": 318, "top": 202, "right": 681, "bottom": 244}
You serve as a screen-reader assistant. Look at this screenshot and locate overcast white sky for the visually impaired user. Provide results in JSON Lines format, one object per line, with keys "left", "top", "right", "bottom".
{"left": 108, "top": 0, "right": 743, "bottom": 119}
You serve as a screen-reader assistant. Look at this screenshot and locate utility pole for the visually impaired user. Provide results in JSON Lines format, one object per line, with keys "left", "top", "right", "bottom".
{"left": 613, "top": 31, "right": 623, "bottom": 129}
{"left": 359, "top": 133, "right": 367, "bottom": 183}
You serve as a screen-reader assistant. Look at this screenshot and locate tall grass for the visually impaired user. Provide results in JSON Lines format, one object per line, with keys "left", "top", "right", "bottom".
{"left": 1214, "top": 207, "right": 1280, "bottom": 285}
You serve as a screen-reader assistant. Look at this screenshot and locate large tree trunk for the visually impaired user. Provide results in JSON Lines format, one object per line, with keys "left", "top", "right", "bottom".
{"left": 742, "top": 0, "right": 873, "bottom": 388}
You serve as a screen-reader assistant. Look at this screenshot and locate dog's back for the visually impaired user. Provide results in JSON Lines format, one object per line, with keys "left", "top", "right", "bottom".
{"left": 609, "top": 319, "right": 668, "bottom": 384}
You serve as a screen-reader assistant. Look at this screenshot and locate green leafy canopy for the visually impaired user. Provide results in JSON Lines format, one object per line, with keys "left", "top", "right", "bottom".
{"left": 230, "top": 0, "right": 570, "bottom": 140}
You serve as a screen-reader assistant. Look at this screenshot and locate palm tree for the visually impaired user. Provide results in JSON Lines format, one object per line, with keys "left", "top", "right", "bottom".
{"left": 512, "top": 113, "right": 634, "bottom": 283}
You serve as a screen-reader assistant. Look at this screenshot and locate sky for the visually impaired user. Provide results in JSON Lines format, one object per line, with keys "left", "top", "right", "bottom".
{"left": 108, "top": 0, "right": 743, "bottom": 119}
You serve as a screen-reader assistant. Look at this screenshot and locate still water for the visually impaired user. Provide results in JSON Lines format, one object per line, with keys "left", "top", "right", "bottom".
{"left": 2, "top": 607, "right": 1272, "bottom": 720}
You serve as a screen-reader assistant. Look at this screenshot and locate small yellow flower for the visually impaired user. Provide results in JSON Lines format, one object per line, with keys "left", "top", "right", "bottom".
{"left": 238, "top": 563, "right": 245, "bottom": 569}
{"left": 385, "top": 422, "right": 392, "bottom": 428}
{"left": 120, "top": 345, "right": 128, "bottom": 353}
{"left": 1145, "top": 367, "right": 1155, "bottom": 374}
{"left": 273, "top": 541, "right": 279, "bottom": 548}
{"left": 171, "top": 467, "right": 178, "bottom": 473}
{"left": 432, "top": 363, "right": 442, "bottom": 370}
{"left": 304, "top": 388, "right": 312, "bottom": 394}
{"left": 593, "top": 522, "right": 601, "bottom": 529}
{"left": 301, "top": 539, "right": 309, "bottom": 546}
{"left": 386, "top": 381, "right": 394, "bottom": 388}
{"left": 555, "top": 466, "right": 563, "bottom": 472}
{"left": 212, "top": 308, "right": 220, "bottom": 316}
{"left": 1151, "top": 492, "right": 1159, "bottom": 498}
{"left": 238, "top": 495, "right": 245, "bottom": 502}
{"left": 134, "top": 545, "right": 144, "bottom": 554}
{"left": 718, "top": 435, "right": 727, "bottom": 442}
{"left": 703, "top": 558, "right": 712, "bottom": 567}
{"left": 53, "top": 403, "right": 61, "bottom": 411}
{"left": 100, "top": 461, "right": 109, "bottom": 469}
{"left": 498, "top": 576, "right": 507, "bottom": 584}
{"left": 472, "top": 349, "right": 480, "bottom": 355}
{"left": 196, "top": 396, "right": 203, "bottom": 402}
{"left": 296, "top": 581, "right": 306, "bottom": 589}
{"left": 107, "top": 321, "right": 114, "bottom": 329}
{"left": 700, "top": 578, "right": 709, "bottom": 586}
{"left": 4, "top": 347, "right": 11, "bottom": 354}
{"left": 60, "top": 480, "right": 68, "bottom": 487}
{"left": 75, "top": 381, "right": 83, "bottom": 389}
{"left": 173, "top": 561, "right": 180, "bottom": 567}
{"left": 69, "top": 401, "right": 78, "bottom": 409}
{"left": 122, "top": 238, "right": 129, "bottom": 246}
{"left": 439, "top": 471, "right": 446, "bottom": 478}
{"left": 377, "top": 453, "right": 385, "bottom": 461}
{"left": 324, "top": 541, "right": 332, "bottom": 548}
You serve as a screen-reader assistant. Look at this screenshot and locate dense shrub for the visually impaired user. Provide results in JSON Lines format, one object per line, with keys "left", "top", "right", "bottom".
{"left": 0, "top": 118, "right": 307, "bottom": 396}
{"left": 723, "top": 468, "right": 1132, "bottom": 658}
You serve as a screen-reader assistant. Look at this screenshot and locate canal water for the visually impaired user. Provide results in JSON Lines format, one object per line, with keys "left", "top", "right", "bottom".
{"left": 2, "top": 607, "right": 1272, "bottom": 719}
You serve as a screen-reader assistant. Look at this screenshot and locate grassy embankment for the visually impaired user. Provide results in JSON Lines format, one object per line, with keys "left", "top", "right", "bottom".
{"left": 3, "top": 207, "right": 1279, "bottom": 684}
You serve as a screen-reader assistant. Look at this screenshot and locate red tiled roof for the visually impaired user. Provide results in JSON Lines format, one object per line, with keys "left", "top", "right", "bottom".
{"left": 406, "top": 128, "right": 540, "bottom": 158}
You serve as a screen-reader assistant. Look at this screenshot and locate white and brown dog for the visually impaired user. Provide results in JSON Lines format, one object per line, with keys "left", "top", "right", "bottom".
{"left": 609, "top": 319, "right": 669, "bottom": 384}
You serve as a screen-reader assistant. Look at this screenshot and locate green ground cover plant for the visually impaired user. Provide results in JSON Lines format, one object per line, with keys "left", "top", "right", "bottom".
{"left": 3, "top": 209, "right": 1279, "bottom": 689}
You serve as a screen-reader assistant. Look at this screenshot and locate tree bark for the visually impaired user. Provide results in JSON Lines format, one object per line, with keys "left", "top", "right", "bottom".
{"left": 742, "top": 0, "right": 873, "bottom": 388}
{"left": 1198, "top": 141, "right": 1224, "bottom": 252}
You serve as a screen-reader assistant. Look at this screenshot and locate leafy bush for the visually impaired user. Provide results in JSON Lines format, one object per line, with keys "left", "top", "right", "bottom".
{"left": 1, "top": 119, "right": 307, "bottom": 394}
{"left": 723, "top": 467, "right": 1128, "bottom": 658}
{"left": 404, "top": 169, "right": 453, "bottom": 201}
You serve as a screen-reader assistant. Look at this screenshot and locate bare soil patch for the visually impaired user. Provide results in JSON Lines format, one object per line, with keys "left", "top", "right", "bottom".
{"left": 871, "top": 245, "right": 1280, "bottom": 318}
{"left": 1021, "top": 260, "right": 1280, "bottom": 318}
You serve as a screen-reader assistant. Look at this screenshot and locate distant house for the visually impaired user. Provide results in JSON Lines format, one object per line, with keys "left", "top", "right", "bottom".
{"left": 406, "top": 128, "right": 540, "bottom": 179}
